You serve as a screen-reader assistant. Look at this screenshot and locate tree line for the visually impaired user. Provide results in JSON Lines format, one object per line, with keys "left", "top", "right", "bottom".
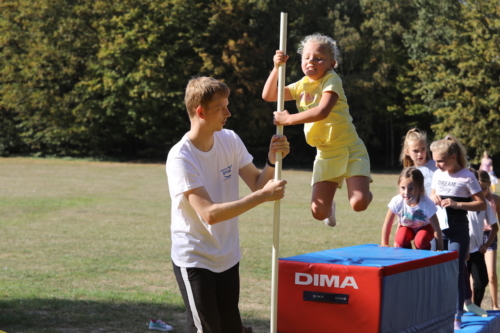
{"left": 1, "top": 0, "right": 499, "bottom": 168}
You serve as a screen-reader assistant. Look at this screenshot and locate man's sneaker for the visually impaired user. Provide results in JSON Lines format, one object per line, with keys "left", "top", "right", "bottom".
{"left": 149, "top": 319, "right": 173, "bottom": 331}
{"left": 323, "top": 201, "right": 336, "bottom": 227}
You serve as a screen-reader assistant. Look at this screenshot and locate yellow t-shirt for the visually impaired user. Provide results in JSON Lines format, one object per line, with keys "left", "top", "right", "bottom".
{"left": 287, "top": 71, "right": 359, "bottom": 150}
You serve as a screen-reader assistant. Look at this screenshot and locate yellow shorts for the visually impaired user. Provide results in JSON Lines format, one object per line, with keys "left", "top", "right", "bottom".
{"left": 312, "top": 138, "right": 372, "bottom": 188}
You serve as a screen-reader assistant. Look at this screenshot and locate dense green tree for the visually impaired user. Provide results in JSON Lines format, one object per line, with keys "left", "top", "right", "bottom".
{"left": 1, "top": 0, "right": 339, "bottom": 160}
{"left": 74, "top": 0, "right": 198, "bottom": 157}
{"left": 405, "top": 0, "right": 500, "bottom": 162}
{"left": 401, "top": 0, "right": 462, "bottom": 132}
{"left": 354, "top": 0, "right": 418, "bottom": 167}
{"left": 432, "top": 1, "right": 500, "bottom": 162}
{"left": 2, "top": 0, "right": 498, "bottom": 168}
{"left": 0, "top": 0, "right": 98, "bottom": 156}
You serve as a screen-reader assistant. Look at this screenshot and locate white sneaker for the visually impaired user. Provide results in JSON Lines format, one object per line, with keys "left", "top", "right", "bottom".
{"left": 323, "top": 201, "right": 336, "bottom": 227}
{"left": 464, "top": 303, "right": 488, "bottom": 317}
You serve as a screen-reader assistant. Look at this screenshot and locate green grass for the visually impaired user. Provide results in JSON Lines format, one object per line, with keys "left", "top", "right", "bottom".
{"left": 0, "top": 158, "right": 498, "bottom": 332}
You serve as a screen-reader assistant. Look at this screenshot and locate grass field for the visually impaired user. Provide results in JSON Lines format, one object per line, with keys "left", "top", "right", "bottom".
{"left": 1, "top": 157, "right": 498, "bottom": 332}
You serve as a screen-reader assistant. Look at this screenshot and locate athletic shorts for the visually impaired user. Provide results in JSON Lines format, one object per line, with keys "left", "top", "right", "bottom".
{"left": 484, "top": 230, "right": 498, "bottom": 251}
{"left": 312, "top": 137, "right": 372, "bottom": 188}
{"left": 172, "top": 261, "right": 242, "bottom": 333}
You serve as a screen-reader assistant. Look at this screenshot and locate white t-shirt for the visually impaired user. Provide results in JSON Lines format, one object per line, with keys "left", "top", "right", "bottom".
{"left": 431, "top": 168, "right": 481, "bottom": 198}
{"left": 417, "top": 159, "right": 437, "bottom": 198}
{"left": 468, "top": 201, "right": 498, "bottom": 253}
{"left": 388, "top": 195, "right": 437, "bottom": 229}
{"left": 166, "top": 129, "right": 253, "bottom": 272}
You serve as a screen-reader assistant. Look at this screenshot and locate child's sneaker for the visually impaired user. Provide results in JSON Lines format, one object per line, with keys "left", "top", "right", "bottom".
{"left": 149, "top": 319, "right": 173, "bottom": 331}
{"left": 323, "top": 201, "right": 336, "bottom": 227}
{"left": 464, "top": 303, "right": 488, "bottom": 317}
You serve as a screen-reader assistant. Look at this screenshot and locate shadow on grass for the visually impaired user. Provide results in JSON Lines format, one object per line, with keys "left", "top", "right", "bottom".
{"left": 0, "top": 298, "right": 185, "bottom": 333}
{"left": 0, "top": 299, "right": 271, "bottom": 333}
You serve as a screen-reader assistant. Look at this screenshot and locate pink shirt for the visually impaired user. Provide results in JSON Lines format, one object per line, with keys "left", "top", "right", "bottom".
{"left": 480, "top": 157, "right": 493, "bottom": 173}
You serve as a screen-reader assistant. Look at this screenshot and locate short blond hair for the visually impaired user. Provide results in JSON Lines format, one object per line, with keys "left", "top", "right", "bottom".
{"left": 297, "top": 33, "right": 339, "bottom": 68}
{"left": 184, "top": 76, "right": 230, "bottom": 118}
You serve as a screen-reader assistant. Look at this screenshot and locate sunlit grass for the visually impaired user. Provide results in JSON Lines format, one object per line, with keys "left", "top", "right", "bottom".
{"left": 0, "top": 158, "right": 497, "bottom": 332}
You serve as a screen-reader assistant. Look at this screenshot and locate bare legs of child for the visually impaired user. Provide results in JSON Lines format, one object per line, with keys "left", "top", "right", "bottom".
{"left": 311, "top": 181, "right": 337, "bottom": 226}
{"left": 346, "top": 176, "right": 373, "bottom": 212}
{"left": 485, "top": 249, "right": 500, "bottom": 310}
{"left": 311, "top": 176, "right": 372, "bottom": 227}
{"left": 464, "top": 264, "right": 488, "bottom": 317}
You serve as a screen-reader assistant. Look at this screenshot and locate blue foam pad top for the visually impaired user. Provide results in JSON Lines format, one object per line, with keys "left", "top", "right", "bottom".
{"left": 281, "top": 244, "right": 453, "bottom": 267}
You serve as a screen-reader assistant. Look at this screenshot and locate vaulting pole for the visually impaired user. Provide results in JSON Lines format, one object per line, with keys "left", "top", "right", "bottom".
{"left": 270, "top": 11, "right": 287, "bottom": 333}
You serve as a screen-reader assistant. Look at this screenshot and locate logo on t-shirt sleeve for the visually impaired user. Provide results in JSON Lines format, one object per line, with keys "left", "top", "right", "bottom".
{"left": 221, "top": 165, "right": 233, "bottom": 181}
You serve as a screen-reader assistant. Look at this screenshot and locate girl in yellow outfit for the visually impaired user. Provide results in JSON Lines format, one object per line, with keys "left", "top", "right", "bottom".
{"left": 263, "top": 33, "right": 372, "bottom": 226}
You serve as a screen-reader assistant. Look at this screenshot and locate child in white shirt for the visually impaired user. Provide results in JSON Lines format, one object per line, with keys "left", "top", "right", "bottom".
{"left": 381, "top": 167, "right": 443, "bottom": 250}
{"left": 430, "top": 135, "right": 487, "bottom": 329}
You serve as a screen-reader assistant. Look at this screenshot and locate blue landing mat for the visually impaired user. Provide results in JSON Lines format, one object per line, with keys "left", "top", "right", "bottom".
{"left": 458, "top": 311, "right": 500, "bottom": 332}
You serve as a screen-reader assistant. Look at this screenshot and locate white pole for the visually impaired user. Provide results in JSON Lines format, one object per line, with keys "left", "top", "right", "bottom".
{"left": 270, "top": 11, "right": 287, "bottom": 333}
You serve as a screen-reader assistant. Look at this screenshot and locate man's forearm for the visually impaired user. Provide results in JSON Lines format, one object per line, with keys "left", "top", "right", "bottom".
{"left": 254, "top": 163, "right": 276, "bottom": 190}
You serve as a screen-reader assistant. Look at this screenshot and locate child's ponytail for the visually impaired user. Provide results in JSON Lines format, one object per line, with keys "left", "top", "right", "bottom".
{"left": 430, "top": 134, "right": 468, "bottom": 168}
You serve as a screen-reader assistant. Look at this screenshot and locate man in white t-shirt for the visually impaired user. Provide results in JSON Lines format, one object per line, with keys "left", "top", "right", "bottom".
{"left": 166, "top": 76, "right": 290, "bottom": 333}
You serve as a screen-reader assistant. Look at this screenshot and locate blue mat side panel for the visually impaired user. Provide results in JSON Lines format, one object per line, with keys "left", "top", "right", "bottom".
{"left": 460, "top": 311, "right": 500, "bottom": 333}
{"left": 380, "top": 259, "right": 458, "bottom": 333}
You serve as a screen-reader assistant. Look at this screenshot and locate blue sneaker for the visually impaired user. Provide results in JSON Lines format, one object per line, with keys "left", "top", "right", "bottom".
{"left": 149, "top": 319, "right": 173, "bottom": 331}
